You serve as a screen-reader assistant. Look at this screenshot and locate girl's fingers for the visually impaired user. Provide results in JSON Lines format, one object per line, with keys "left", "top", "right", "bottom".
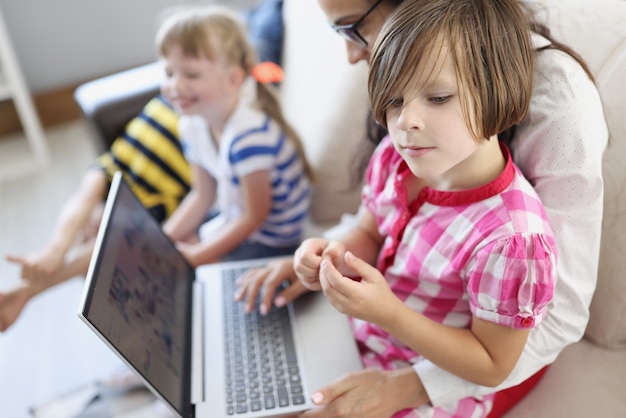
{"left": 321, "top": 242, "right": 344, "bottom": 264}
{"left": 343, "top": 252, "right": 378, "bottom": 281}
{"left": 320, "top": 258, "right": 356, "bottom": 297}
{"left": 319, "top": 258, "right": 339, "bottom": 290}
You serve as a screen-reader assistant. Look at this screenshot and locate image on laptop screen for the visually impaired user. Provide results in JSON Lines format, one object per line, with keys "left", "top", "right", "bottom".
{"left": 80, "top": 174, "right": 195, "bottom": 417}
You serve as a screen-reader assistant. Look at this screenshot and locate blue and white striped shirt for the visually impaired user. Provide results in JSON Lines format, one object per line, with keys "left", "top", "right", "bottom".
{"left": 179, "top": 85, "right": 310, "bottom": 248}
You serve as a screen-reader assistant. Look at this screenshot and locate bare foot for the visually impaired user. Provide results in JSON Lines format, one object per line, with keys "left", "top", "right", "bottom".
{"left": 0, "top": 285, "right": 32, "bottom": 332}
{"left": 5, "top": 250, "right": 65, "bottom": 284}
{"left": 0, "top": 244, "right": 94, "bottom": 332}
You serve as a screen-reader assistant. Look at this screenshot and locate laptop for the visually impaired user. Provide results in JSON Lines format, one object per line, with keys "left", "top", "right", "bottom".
{"left": 78, "top": 171, "right": 363, "bottom": 418}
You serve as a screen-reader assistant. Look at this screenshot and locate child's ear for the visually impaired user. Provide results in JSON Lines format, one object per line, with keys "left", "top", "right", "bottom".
{"left": 228, "top": 65, "right": 247, "bottom": 89}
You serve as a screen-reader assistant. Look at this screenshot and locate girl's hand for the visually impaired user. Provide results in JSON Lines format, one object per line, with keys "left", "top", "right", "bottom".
{"left": 319, "top": 251, "right": 400, "bottom": 324}
{"left": 300, "top": 368, "right": 429, "bottom": 418}
{"left": 293, "top": 238, "right": 331, "bottom": 291}
{"left": 234, "top": 258, "right": 309, "bottom": 315}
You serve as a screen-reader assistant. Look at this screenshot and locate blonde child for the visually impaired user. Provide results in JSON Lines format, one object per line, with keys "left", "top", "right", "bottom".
{"left": 0, "top": 3, "right": 300, "bottom": 332}
{"left": 294, "top": 0, "right": 558, "bottom": 416}
{"left": 157, "top": 7, "right": 311, "bottom": 267}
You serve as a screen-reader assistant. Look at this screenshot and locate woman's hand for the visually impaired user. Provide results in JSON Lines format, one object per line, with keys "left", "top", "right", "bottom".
{"left": 319, "top": 251, "right": 400, "bottom": 325}
{"left": 234, "top": 257, "right": 309, "bottom": 315}
{"left": 300, "top": 367, "right": 429, "bottom": 418}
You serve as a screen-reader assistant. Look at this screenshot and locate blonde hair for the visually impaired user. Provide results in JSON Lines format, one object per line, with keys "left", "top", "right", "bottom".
{"left": 155, "top": 6, "right": 312, "bottom": 179}
{"left": 369, "top": 0, "right": 534, "bottom": 141}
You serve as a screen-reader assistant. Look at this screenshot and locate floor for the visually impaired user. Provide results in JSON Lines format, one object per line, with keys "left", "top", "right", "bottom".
{"left": 0, "top": 121, "right": 159, "bottom": 417}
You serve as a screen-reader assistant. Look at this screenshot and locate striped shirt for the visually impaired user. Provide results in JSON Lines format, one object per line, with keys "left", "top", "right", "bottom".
{"left": 356, "top": 136, "right": 557, "bottom": 417}
{"left": 96, "top": 96, "right": 191, "bottom": 223}
{"left": 179, "top": 86, "right": 310, "bottom": 248}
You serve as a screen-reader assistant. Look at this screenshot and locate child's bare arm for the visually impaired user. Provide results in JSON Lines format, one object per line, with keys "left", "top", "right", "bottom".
{"left": 386, "top": 308, "right": 530, "bottom": 387}
{"left": 163, "top": 163, "right": 216, "bottom": 242}
{"left": 179, "top": 169, "right": 271, "bottom": 266}
{"left": 321, "top": 253, "right": 530, "bottom": 388}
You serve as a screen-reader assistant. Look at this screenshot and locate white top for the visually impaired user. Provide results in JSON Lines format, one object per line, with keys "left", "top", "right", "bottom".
{"left": 413, "top": 33, "right": 608, "bottom": 405}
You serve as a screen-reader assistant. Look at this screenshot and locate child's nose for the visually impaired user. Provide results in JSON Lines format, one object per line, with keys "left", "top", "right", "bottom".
{"left": 396, "top": 100, "right": 424, "bottom": 131}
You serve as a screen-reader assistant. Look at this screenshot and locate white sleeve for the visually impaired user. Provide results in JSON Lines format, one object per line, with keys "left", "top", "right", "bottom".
{"left": 177, "top": 115, "right": 217, "bottom": 173}
{"left": 417, "top": 37, "right": 608, "bottom": 406}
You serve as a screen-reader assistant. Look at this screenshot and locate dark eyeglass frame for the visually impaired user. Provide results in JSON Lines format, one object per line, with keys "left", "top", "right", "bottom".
{"left": 329, "top": 0, "right": 385, "bottom": 48}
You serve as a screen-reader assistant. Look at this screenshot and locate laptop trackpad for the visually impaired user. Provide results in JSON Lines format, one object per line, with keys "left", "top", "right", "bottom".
{"left": 291, "top": 292, "right": 363, "bottom": 393}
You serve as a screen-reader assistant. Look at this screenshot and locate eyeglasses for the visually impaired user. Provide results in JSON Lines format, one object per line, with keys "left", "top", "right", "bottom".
{"left": 330, "top": 0, "right": 385, "bottom": 48}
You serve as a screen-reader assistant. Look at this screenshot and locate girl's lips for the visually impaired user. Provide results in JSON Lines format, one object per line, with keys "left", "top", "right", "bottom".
{"left": 403, "top": 146, "right": 434, "bottom": 158}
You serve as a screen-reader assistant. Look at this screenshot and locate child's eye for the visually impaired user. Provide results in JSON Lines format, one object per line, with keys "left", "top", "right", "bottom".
{"left": 388, "top": 97, "right": 404, "bottom": 108}
{"left": 429, "top": 95, "right": 452, "bottom": 104}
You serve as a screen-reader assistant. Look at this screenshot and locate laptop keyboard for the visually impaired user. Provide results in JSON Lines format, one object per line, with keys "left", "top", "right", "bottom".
{"left": 222, "top": 267, "right": 306, "bottom": 415}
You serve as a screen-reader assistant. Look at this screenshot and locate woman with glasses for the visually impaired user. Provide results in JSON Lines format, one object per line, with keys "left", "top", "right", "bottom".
{"left": 235, "top": 0, "right": 607, "bottom": 416}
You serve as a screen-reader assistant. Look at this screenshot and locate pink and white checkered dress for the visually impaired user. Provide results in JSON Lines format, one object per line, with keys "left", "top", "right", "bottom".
{"left": 355, "top": 137, "right": 558, "bottom": 418}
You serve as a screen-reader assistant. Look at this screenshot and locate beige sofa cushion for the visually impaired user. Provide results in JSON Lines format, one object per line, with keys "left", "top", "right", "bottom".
{"left": 280, "top": 0, "right": 369, "bottom": 224}
{"left": 537, "top": 0, "right": 626, "bottom": 349}
{"left": 589, "top": 42, "right": 626, "bottom": 348}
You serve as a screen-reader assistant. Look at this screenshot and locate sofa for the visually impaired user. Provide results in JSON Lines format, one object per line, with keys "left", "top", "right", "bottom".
{"left": 74, "top": 0, "right": 626, "bottom": 416}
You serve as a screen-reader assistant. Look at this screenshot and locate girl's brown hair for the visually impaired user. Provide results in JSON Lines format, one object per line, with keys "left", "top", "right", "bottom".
{"left": 368, "top": 0, "right": 534, "bottom": 141}
{"left": 155, "top": 6, "right": 312, "bottom": 179}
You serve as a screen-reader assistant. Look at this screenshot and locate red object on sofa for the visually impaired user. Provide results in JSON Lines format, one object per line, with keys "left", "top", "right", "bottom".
{"left": 486, "top": 366, "right": 549, "bottom": 417}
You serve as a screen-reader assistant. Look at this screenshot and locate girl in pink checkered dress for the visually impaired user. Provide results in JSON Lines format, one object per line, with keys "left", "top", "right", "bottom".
{"left": 293, "top": 0, "right": 558, "bottom": 416}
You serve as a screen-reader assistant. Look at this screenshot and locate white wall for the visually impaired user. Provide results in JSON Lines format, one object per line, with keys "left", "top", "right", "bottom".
{"left": 0, "top": 0, "right": 257, "bottom": 94}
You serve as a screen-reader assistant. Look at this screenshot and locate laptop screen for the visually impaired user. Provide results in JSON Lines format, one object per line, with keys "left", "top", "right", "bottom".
{"left": 79, "top": 172, "right": 194, "bottom": 417}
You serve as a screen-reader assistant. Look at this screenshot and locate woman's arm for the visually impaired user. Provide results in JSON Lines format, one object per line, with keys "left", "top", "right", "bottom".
{"left": 181, "top": 169, "right": 272, "bottom": 266}
{"left": 163, "top": 163, "right": 216, "bottom": 242}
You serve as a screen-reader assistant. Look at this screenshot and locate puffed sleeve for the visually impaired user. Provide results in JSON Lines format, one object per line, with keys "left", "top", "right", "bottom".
{"left": 466, "top": 233, "right": 557, "bottom": 329}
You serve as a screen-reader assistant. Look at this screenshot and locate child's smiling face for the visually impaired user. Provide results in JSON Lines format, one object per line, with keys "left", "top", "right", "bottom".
{"left": 160, "top": 44, "right": 239, "bottom": 120}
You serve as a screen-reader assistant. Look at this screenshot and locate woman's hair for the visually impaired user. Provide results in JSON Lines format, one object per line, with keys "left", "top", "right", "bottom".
{"left": 155, "top": 6, "right": 312, "bottom": 179}
{"left": 369, "top": 0, "right": 534, "bottom": 141}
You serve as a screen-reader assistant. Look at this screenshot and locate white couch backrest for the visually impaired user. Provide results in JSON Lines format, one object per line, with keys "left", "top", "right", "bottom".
{"left": 281, "top": 0, "right": 369, "bottom": 225}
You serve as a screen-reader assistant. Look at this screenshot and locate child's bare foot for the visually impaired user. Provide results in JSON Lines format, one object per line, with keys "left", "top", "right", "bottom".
{"left": 0, "top": 285, "right": 32, "bottom": 332}
{"left": 5, "top": 250, "right": 65, "bottom": 284}
{"left": 0, "top": 245, "right": 93, "bottom": 332}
